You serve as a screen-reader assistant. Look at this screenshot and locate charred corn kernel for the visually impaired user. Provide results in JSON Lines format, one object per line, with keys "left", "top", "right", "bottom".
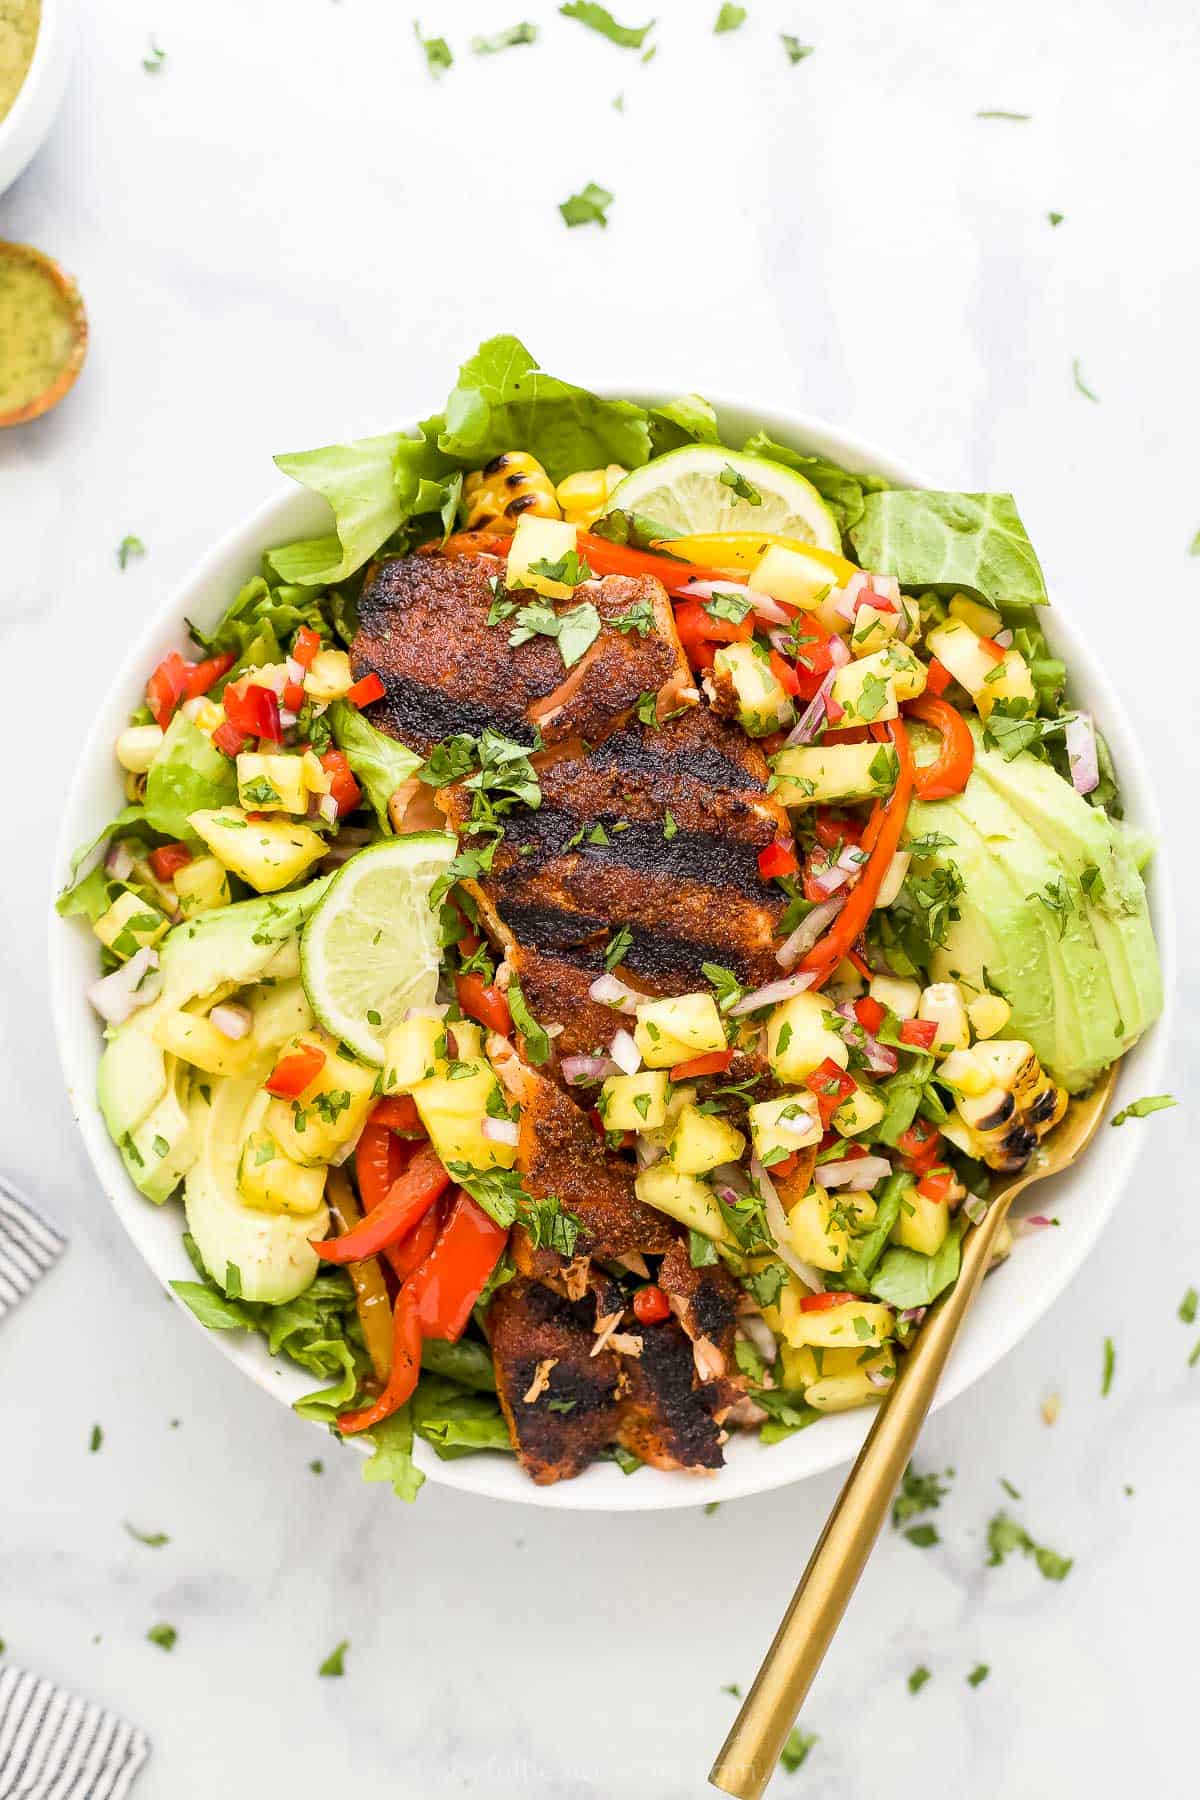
{"left": 93, "top": 890, "right": 168, "bottom": 958}
{"left": 972, "top": 1040, "right": 1046, "bottom": 1108}
{"left": 945, "top": 1037, "right": 1067, "bottom": 1172}
{"left": 124, "top": 771, "right": 147, "bottom": 803}
{"left": 301, "top": 749, "right": 331, "bottom": 794}
{"left": 968, "top": 993, "right": 1011, "bottom": 1039}
{"left": 181, "top": 696, "right": 223, "bottom": 734}
{"left": 555, "top": 464, "right": 627, "bottom": 527}
{"left": 937, "top": 1048, "right": 994, "bottom": 1098}
{"left": 464, "top": 451, "right": 561, "bottom": 530}
{"left": 303, "top": 649, "right": 353, "bottom": 702}
{"left": 918, "top": 982, "right": 970, "bottom": 1055}
{"left": 868, "top": 972, "right": 921, "bottom": 1020}
{"left": 115, "top": 724, "right": 164, "bottom": 773}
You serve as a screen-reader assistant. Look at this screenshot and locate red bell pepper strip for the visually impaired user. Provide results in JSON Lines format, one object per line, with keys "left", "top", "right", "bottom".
{"left": 896, "top": 1118, "right": 940, "bottom": 1160}
{"left": 903, "top": 694, "right": 975, "bottom": 802}
{"left": 182, "top": 651, "right": 235, "bottom": 699}
{"left": 916, "top": 1168, "right": 954, "bottom": 1202}
{"left": 145, "top": 653, "right": 191, "bottom": 730}
{"left": 336, "top": 1285, "right": 423, "bottom": 1435}
{"left": 847, "top": 947, "right": 873, "bottom": 981}
{"left": 669, "top": 1048, "right": 736, "bottom": 1082}
{"left": 575, "top": 531, "right": 732, "bottom": 595}
{"left": 758, "top": 839, "right": 799, "bottom": 881}
{"left": 455, "top": 972, "right": 513, "bottom": 1038}
{"left": 387, "top": 1202, "right": 442, "bottom": 1282}
{"left": 768, "top": 649, "right": 802, "bottom": 697}
{"left": 355, "top": 1118, "right": 407, "bottom": 1214}
{"left": 899, "top": 1018, "right": 938, "bottom": 1050}
{"left": 799, "top": 1289, "right": 857, "bottom": 1313}
{"left": 315, "top": 1145, "right": 450, "bottom": 1265}
{"left": 799, "top": 718, "right": 914, "bottom": 986}
{"left": 813, "top": 809, "right": 863, "bottom": 851}
{"left": 925, "top": 657, "right": 952, "bottom": 697}
{"left": 291, "top": 625, "right": 321, "bottom": 668}
{"left": 319, "top": 749, "right": 362, "bottom": 817}
{"left": 672, "top": 598, "right": 755, "bottom": 675}
{"left": 979, "top": 636, "right": 1006, "bottom": 663}
{"left": 805, "top": 1058, "right": 859, "bottom": 1127}
{"left": 265, "top": 1042, "right": 326, "bottom": 1098}
{"left": 632, "top": 1283, "right": 671, "bottom": 1325}
{"left": 148, "top": 842, "right": 192, "bottom": 882}
{"left": 347, "top": 672, "right": 386, "bottom": 708}
{"left": 283, "top": 678, "right": 305, "bottom": 712}
{"left": 854, "top": 995, "right": 885, "bottom": 1035}
{"left": 212, "top": 720, "right": 251, "bottom": 758}
{"left": 767, "top": 1151, "right": 802, "bottom": 1181}
{"left": 408, "top": 1190, "right": 508, "bottom": 1342}
{"left": 223, "top": 676, "right": 283, "bottom": 742}
{"left": 370, "top": 1095, "right": 425, "bottom": 1136}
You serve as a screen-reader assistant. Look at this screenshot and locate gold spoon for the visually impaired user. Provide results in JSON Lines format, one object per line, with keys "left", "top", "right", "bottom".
{"left": 710, "top": 1062, "right": 1119, "bottom": 1799}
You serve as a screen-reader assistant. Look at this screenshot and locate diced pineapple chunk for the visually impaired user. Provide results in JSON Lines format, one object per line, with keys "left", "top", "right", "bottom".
{"left": 153, "top": 1010, "right": 258, "bottom": 1077}
{"left": 506, "top": 514, "right": 581, "bottom": 599}
{"left": 300, "top": 750, "right": 331, "bottom": 795}
{"left": 599, "top": 1071, "right": 671, "bottom": 1132}
{"left": 976, "top": 647, "right": 1035, "bottom": 720}
{"left": 667, "top": 1103, "right": 746, "bottom": 1175}
{"left": 948, "top": 592, "right": 1002, "bottom": 637}
{"left": 189, "top": 807, "right": 326, "bottom": 893}
{"left": 918, "top": 982, "right": 970, "bottom": 1055}
{"left": 830, "top": 654, "right": 899, "bottom": 726}
{"left": 748, "top": 1093, "right": 822, "bottom": 1163}
{"left": 238, "top": 1132, "right": 327, "bottom": 1215}
{"left": 245, "top": 979, "right": 315, "bottom": 1049}
{"left": 806, "top": 1344, "right": 897, "bottom": 1411}
{"left": 634, "top": 993, "right": 726, "bottom": 1067}
{"left": 264, "top": 1032, "right": 379, "bottom": 1166}
{"left": 779, "top": 1289, "right": 896, "bottom": 1349}
{"left": 173, "top": 856, "right": 231, "bottom": 917}
{"left": 925, "top": 618, "right": 998, "bottom": 696}
{"left": 771, "top": 742, "right": 895, "bottom": 807}
{"left": 849, "top": 601, "right": 905, "bottom": 657}
{"left": 634, "top": 1163, "right": 728, "bottom": 1241}
{"left": 893, "top": 1183, "right": 950, "bottom": 1255}
{"left": 93, "top": 889, "right": 168, "bottom": 958}
{"left": 766, "top": 992, "right": 847, "bottom": 1083}
{"left": 236, "top": 752, "right": 309, "bottom": 815}
{"left": 785, "top": 1187, "right": 852, "bottom": 1272}
{"left": 749, "top": 544, "right": 849, "bottom": 611}
{"left": 869, "top": 972, "right": 921, "bottom": 1020}
{"left": 303, "top": 649, "right": 353, "bottom": 702}
{"left": 830, "top": 956, "right": 866, "bottom": 995}
{"left": 968, "top": 992, "right": 1012, "bottom": 1039}
{"left": 382, "top": 1015, "right": 447, "bottom": 1092}
{"left": 831, "top": 1082, "right": 885, "bottom": 1137}
{"left": 713, "top": 640, "right": 794, "bottom": 736}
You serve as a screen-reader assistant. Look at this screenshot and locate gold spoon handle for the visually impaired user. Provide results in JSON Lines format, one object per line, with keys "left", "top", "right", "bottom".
{"left": 709, "top": 1193, "right": 1013, "bottom": 1800}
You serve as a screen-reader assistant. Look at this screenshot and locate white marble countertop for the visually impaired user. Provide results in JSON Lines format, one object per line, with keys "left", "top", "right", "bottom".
{"left": 3, "top": 1, "right": 1198, "bottom": 1794}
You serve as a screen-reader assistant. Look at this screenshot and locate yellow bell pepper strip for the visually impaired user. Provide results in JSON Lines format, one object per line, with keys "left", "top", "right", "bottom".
{"left": 324, "top": 1167, "right": 393, "bottom": 1385}
{"left": 650, "top": 532, "right": 857, "bottom": 583}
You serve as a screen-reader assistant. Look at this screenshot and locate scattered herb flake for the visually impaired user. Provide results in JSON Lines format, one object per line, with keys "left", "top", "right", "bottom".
{"left": 142, "top": 39, "right": 166, "bottom": 73}
{"left": 780, "top": 1727, "right": 818, "bottom": 1773}
{"left": 559, "top": 182, "right": 614, "bottom": 228}
{"left": 967, "top": 1663, "right": 990, "bottom": 1687}
{"left": 89, "top": 1424, "right": 103, "bottom": 1453}
{"left": 124, "top": 1523, "right": 169, "bottom": 1548}
{"left": 117, "top": 535, "right": 145, "bottom": 568}
{"left": 309, "top": 1459, "right": 324, "bottom": 1474}
{"left": 559, "top": 2, "right": 654, "bottom": 49}
{"left": 604, "top": 925, "right": 633, "bottom": 970}
{"left": 414, "top": 22, "right": 453, "bottom": 77}
{"left": 1048, "top": 210, "right": 1064, "bottom": 226}
{"left": 908, "top": 1665, "right": 932, "bottom": 1694}
{"left": 1179, "top": 1288, "right": 1198, "bottom": 1326}
{"left": 471, "top": 22, "right": 538, "bottom": 53}
{"left": 1101, "top": 1335, "right": 1115, "bottom": 1397}
{"left": 986, "top": 1510, "right": 1072, "bottom": 1580}
{"left": 976, "top": 108, "right": 1030, "bottom": 120}
{"left": 892, "top": 1462, "right": 951, "bottom": 1528}
{"left": 1111, "top": 1094, "right": 1175, "bottom": 1126}
{"left": 904, "top": 1523, "right": 940, "bottom": 1549}
{"left": 999, "top": 1477, "right": 1021, "bottom": 1500}
{"left": 719, "top": 463, "right": 761, "bottom": 504}
{"left": 319, "top": 1640, "right": 349, "bottom": 1677}
{"left": 781, "top": 35, "right": 813, "bottom": 64}
{"left": 715, "top": 2, "right": 747, "bottom": 31}
{"left": 1072, "top": 357, "right": 1099, "bottom": 402}
{"left": 147, "top": 1623, "right": 177, "bottom": 1651}
{"left": 662, "top": 808, "right": 678, "bottom": 840}
{"left": 721, "top": 1679, "right": 740, "bottom": 1695}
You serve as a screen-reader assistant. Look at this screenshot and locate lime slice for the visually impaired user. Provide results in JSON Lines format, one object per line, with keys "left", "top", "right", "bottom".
{"left": 607, "top": 445, "right": 841, "bottom": 553}
{"left": 300, "top": 833, "right": 457, "bottom": 1064}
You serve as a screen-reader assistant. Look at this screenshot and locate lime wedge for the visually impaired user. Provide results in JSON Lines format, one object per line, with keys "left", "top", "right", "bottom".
{"left": 606, "top": 444, "right": 841, "bottom": 553}
{"left": 299, "top": 834, "right": 457, "bottom": 1064}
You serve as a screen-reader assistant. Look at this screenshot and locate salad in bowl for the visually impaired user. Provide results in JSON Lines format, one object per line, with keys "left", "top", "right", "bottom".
{"left": 55, "top": 338, "right": 1163, "bottom": 1501}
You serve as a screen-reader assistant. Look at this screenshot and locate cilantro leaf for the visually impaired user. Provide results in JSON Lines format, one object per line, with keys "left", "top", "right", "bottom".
{"left": 781, "top": 34, "right": 813, "bottom": 63}
{"left": 559, "top": 182, "right": 614, "bottom": 229}
{"left": 117, "top": 534, "right": 145, "bottom": 568}
{"left": 414, "top": 21, "right": 452, "bottom": 76}
{"left": 471, "top": 22, "right": 538, "bottom": 53}
{"left": 1110, "top": 1094, "right": 1176, "bottom": 1126}
{"left": 714, "top": 3, "right": 747, "bottom": 31}
{"left": 559, "top": 2, "right": 654, "bottom": 49}
{"left": 319, "top": 1640, "right": 349, "bottom": 1677}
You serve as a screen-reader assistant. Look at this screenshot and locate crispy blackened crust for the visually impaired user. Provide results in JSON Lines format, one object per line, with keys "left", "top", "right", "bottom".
{"left": 486, "top": 1277, "right": 623, "bottom": 1484}
{"left": 616, "top": 1318, "right": 727, "bottom": 1472}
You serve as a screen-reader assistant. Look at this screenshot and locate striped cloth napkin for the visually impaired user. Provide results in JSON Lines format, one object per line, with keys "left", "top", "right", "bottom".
{"left": 0, "top": 1178, "right": 65, "bottom": 1321}
{"left": 0, "top": 1666, "right": 149, "bottom": 1798}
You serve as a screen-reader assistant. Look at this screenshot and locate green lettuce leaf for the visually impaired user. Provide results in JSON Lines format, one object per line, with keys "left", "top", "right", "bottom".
{"left": 144, "top": 714, "right": 238, "bottom": 840}
{"left": 420, "top": 1336, "right": 497, "bottom": 1391}
{"left": 871, "top": 1218, "right": 964, "bottom": 1310}
{"left": 188, "top": 575, "right": 328, "bottom": 661}
{"left": 56, "top": 806, "right": 150, "bottom": 917}
{"left": 435, "top": 335, "right": 653, "bottom": 483}
{"left": 740, "top": 430, "right": 887, "bottom": 536}
{"left": 411, "top": 1374, "right": 513, "bottom": 1459}
{"left": 651, "top": 394, "right": 721, "bottom": 450}
{"left": 327, "top": 700, "right": 421, "bottom": 830}
{"left": 293, "top": 1340, "right": 361, "bottom": 1421}
{"left": 270, "top": 431, "right": 448, "bottom": 587}
{"left": 849, "top": 491, "right": 1048, "bottom": 609}
{"left": 849, "top": 1173, "right": 914, "bottom": 1283}
{"left": 363, "top": 1405, "right": 426, "bottom": 1501}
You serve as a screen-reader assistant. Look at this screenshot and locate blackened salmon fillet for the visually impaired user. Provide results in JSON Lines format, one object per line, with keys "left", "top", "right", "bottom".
{"left": 486, "top": 1276, "right": 623, "bottom": 1484}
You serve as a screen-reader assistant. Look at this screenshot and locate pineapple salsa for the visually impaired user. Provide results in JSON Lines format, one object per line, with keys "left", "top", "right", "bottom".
{"left": 58, "top": 337, "right": 1163, "bottom": 1493}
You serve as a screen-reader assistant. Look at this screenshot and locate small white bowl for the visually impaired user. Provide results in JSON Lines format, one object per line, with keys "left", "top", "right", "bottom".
{"left": 48, "top": 392, "right": 1174, "bottom": 1512}
{"left": 0, "top": 0, "right": 71, "bottom": 199}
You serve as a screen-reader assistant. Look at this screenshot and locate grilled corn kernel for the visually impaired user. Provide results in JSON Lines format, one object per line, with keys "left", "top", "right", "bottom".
{"left": 918, "top": 982, "right": 970, "bottom": 1055}
{"left": 464, "top": 452, "right": 561, "bottom": 530}
{"left": 115, "top": 724, "right": 164, "bottom": 773}
{"left": 947, "top": 1038, "right": 1066, "bottom": 1172}
{"left": 555, "top": 464, "right": 627, "bottom": 528}
{"left": 181, "top": 696, "right": 223, "bottom": 734}
{"left": 968, "top": 993, "right": 1011, "bottom": 1039}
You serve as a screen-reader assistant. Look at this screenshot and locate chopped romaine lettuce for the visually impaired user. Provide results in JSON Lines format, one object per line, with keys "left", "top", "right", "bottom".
{"left": 850, "top": 490, "right": 1048, "bottom": 609}
{"left": 328, "top": 700, "right": 421, "bottom": 831}
{"left": 144, "top": 714, "right": 238, "bottom": 840}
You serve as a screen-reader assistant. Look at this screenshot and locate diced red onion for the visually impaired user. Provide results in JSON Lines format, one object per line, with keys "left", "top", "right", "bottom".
{"left": 279, "top": 709, "right": 299, "bottom": 730}
{"left": 768, "top": 627, "right": 794, "bottom": 656}
{"left": 609, "top": 1028, "right": 641, "bottom": 1075}
{"left": 776, "top": 896, "right": 846, "bottom": 968}
{"left": 680, "top": 578, "right": 792, "bottom": 626}
{"left": 815, "top": 1154, "right": 892, "bottom": 1191}
{"left": 963, "top": 1194, "right": 990, "bottom": 1225}
{"left": 1065, "top": 712, "right": 1099, "bottom": 796}
{"left": 104, "top": 840, "right": 134, "bottom": 882}
{"left": 88, "top": 948, "right": 162, "bottom": 1025}
{"left": 210, "top": 1002, "right": 253, "bottom": 1040}
{"left": 808, "top": 859, "right": 850, "bottom": 898}
{"left": 286, "top": 657, "right": 304, "bottom": 684}
{"left": 561, "top": 1054, "right": 619, "bottom": 1086}
{"left": 900, "top": 1306, "right": 927, "bottom": 1326}
{"left": 828, "top": 634, "right": 851, "bottom": 669}
{"left": 867, "top": 1367, "right": 894, "bottom": 1389}
{"left": 636, "top": 1137, "right": 665, "bottom": 1169}
{"left": 833, "top": 1001, "right": 899, "bottom": 1075}
{"left": 752, "top": 1155, "right": 824, "bottom": 1292}
{"left": 993, "top": 628, "right": 1014, "bottom": 649}
{"left": 318, "top": 793, "right": 339, "bottom": 824}
{"left": 740, "top": 1315, "right": 778, "bottom": 1362}
{"left": 784, "top": 669, "right": 836, "bottom": 746}
{"left": 729, "top": 970, "right": 819, "bottom": 1016}
{"left": 1013, "top": 1213, "right": 1057, "bottom": 1237}
{"left": 404, "top": 1004, "right": 448, "bottom": 1021}
{"left": 481, "top": 1116, "right": 520, "bottom": 1147}
{"left": 866, "top": 573, "right": 900, "bottom": 603}
{"left": 588, "top": 972, "right": 643, "bottom": 1013}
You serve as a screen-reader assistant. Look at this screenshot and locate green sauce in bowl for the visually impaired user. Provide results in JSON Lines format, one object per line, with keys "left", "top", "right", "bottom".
{"left": 0, "top": 240, "right": 87, "bottom": 425}
{"left": 0, "top": 0, "right": 40, "bottom": 125}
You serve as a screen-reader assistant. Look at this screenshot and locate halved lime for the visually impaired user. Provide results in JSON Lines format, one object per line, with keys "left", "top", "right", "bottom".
{"left": 606, "top": 445, "right": 841, "bottom": 553}
{"left": 300, "top": 833, "right": 457, "bottom": 1064}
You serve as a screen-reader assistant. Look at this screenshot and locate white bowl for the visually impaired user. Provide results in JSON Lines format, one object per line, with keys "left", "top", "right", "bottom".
{"left": 0, "top": 0, "right": 72, "bottom": 198}
{"left": 48, "top": 392, "right": 1174, "bottom": 1511}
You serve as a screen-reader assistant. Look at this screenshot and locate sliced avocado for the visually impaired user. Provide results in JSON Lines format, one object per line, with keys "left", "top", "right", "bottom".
{"left": 185, "top": 1076, "right": 327, "bottom": 1304}
{"left": 97, "top": 879, "right": 328, "bottom": 1145}
{"left": 118, "top": 1058, "right": 198, "bottom": 1203}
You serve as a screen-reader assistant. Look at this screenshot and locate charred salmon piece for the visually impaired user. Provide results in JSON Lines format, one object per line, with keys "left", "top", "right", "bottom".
{"left": 615, "top": 1317, "right": 727, "bottom": 1472}
{"left": 486, "top": 1277, "right": 622, "bottom": 1484}
{"left": 352, "top": 554, "right": 687, "bottom": 755}
{"left": 657, "top": 1237, "right": 741, "bottom": 1377}
{"left": 490, "top": 1039, "right": 674, "bottom": 1260}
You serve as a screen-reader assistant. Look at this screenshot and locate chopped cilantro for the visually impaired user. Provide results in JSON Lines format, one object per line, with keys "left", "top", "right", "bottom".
{"left": 1072, "top": 357, "right": 1100, "bottom": 402}
{"left": 781, "top": 34, "right": 814, "bottom": 63}
{"left": 604, "top": 926, "right": 633, "bottom": 970}
{"left": 414, "top": 22, "right": 452, "bottom": 77}
{"left": 892, "top": 1461, "right": 952, "bottom": 1528}
{"left": 1101, "top": 1335, "right": 1116, "bottom": 1396}
{"left": 975, "top": 108, "right": 1031, "bottom": 120}
{"left": 779, "top": 1727, "right": 818, "bottom": 1773}
{"left": 985, "top": 1510, "right": 1072, "bottom": 1580}
{"left": 1110, "top": 1094, "right": 1176, "bottom": 1126}
{"left": 904, "top": 1523, "right": 940, "bottom": 1548}
{"left": 117, "top": 534, "right": 146, "bottom": 567}
{"left": 719, "top": 461, "right": 760, "bottom": 502}
{"left": 1048, "top": 210, "right": 1064, "bottom": 226}
{"left": 319, "top": 1640, "right": 349, "bottom": 1677}
{"left": 662, "top": 809, "right": 678, "bottom": 840}
{"left": 141, "top": 40, "right": 166, "bottom": 73}
{"left": 908, "top": 1665, "right": 932, "bottom": 1694}
{"left": 506, "top": 979, "right": 551, "bottom": 1065}
{"left": 1179, "top": 1288, "right": 1198, "bottom": 1326}
{"left": 559, "top": 182, "right": 614, "bottom": 228}
{"left": 558, "top": 2, "right": 654, "bottom": 49}
{"left": 703, "top": 591, "right": 754, "bottom": 626}
{"left": 89, "top": 1424, "right": 103, "bottom": 1453}
{"left": 966, "top": 1663, "right": 990, "bottom": 1687}
{"left": 124, "top": 1522, "right": 169, "bottom": 1548}
{"left": 714, "top": 3, "right": 748, "bottom": 31}
{"left": 471, "top": 22, "right": 538, "bottom": 52}
{"left": 147, "top": 1623, "right": 177, "bottom": 1650}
